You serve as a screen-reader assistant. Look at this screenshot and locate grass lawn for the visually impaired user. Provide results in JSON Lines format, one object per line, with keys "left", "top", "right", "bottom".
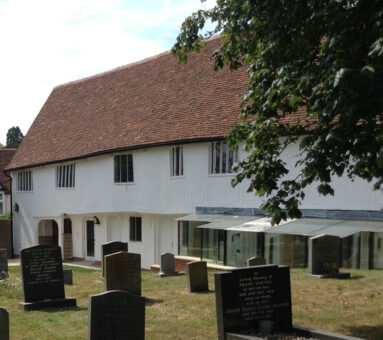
{"left": 0, "top": 266, "right": 382, "bottom": 339}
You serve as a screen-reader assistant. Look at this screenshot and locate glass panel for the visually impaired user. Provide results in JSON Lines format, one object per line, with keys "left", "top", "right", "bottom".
{"left": 121, "top": 155, "right": 128, "bottom": 182}
{"left": 114, "top": 156, "right": 120, "bottom": 182}
{"left": 215, "top": 142, "right": 220, "bottom": 173}
{"left": 201, "top": 229, "right": 224, "bottom": 264}
{"left": 222, "top": 142, "right": 227, "bottom": 173}
{"left": 178, "top": 221, "right": 203, "bottom": 258}
{"left": 373, "top": 232, "right": 383, "bottom": 269}
{"left": 265, "top": 234, "right": 282, "bottom": 265}
{"left": 226, "top": 231, "right": 260, "bottom": 267}
{"left": 127, "top": 154, "right": 134, "bottom": 182}
{"left": 341, "top": 233, "right": 360, "bottom": 269}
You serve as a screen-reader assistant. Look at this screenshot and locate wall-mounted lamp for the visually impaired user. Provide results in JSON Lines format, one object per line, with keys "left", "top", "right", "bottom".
{"left": 14, "top": 203, "right": 19, "bottom": 213}
{"left": 93, "top": 216, "right": 101, "bottom": 225}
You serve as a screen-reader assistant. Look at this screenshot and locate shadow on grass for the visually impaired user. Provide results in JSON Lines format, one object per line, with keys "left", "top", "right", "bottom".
{"left": 191, "top": 290, "right": 215, "bottom": 295}
{"left": 347, "top": 275, "right": 364, "bottom": 280}
{"left": 145, "top": 298, "right": 163, "bottom": 306}
{"left": 37, "top": 306, "right": 88, "bottom": 313}
{"left": 347, "top": 325, "right": 383, "bottom": 340}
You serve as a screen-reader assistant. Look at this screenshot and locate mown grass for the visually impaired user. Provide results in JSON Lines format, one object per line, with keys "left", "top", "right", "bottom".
{"left": 0, "top": 266, "right": 382, "bottom": 339}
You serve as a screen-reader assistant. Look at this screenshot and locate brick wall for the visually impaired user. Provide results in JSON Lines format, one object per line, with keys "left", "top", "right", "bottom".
{"left": 0, "top": 220, "right": 12, "bottom": 258}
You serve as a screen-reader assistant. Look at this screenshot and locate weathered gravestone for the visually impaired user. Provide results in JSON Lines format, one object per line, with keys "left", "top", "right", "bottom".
{"left": 186, "top": 261, "right": 208, "bottom": 293}
{"left": 0, "top": 307, "right": 9, "bottom": 340}
{"left": 101, "top": 241, "right": 128, "bottom": 277}
{"left": 104, "top": 251, "right": 141, "bottom": 295}
{"left": 63, "top": 268, "right": 73, "bottom": 285}
{"left": 308, "top": 235, "right": 350, "bottom": 278}
{"left": 158, "top": 252, "right": 178, "bottom": 276}
{"left": 247, "top": 256, "right": 266, "bottom": 267}
{"left": 215, "top": 265, "right": 292, "bottom": 340}
{"left": 0, "top": 249, "right": 8, "bottom": 280}
{"left": 88, "top": 290, "right": 145, "bottom": 340}
{"left": 19, "top": 245, "right": 77, "bottom": 310}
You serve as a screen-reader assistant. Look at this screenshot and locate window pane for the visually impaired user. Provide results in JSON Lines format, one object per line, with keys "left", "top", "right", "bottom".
{"left": 222, "top": 142, "right": 227, "bottom": 173}
{"left": 215, "top": 142, "right": 220, "bottom": 174}
{"left": 180, "top": 147, "right": 183, "bottom": 176}
{"left": 129, "top": 217, "right": 135, "bottom": 241}
{"left": 137, "top": 217, "right": 142, "bottom": 241}
{"left": 127, "top": 154, "right": 134, "bottom": 182}
{"left": 121, "top": 155, "right": 127, "bottom": 182}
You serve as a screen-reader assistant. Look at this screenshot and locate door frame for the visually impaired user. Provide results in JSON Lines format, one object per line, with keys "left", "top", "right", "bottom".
{"left": 84, "top": 219, "right": 95, "bottom": 260}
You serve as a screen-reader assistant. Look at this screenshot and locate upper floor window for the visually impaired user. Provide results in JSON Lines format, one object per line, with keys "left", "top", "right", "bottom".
{"left": 114, "top": 154, "right": 134, "bottom": 183}
{"left": 129, "top": 216, "right": 142, "bottom": 242}
{"left": 56, "top": 163, "right": 75, "bottom": 188}
{"left": 170, "top": 146, "right": 183, "bottom": 177}
{"left": 209, "top": 141, "right": 238, "bottom": 174}
{"left": 17, "top": 170, "right": 33, "bottom": 191}
{"left": 0, "top": 192, "right": 4, "bottom": 216}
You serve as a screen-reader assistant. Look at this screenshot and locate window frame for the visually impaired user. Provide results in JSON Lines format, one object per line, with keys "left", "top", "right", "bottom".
{"left": 114, "top": 154, "right": 134, "bottom": 184}
{"left": 56, "top": 163, "right": 76, "bottom": 188}
{"left": 129, "top": 216, "right": 142, "bottom": 242}
{"left": 17, "top": 170, "right": 33, "bottom": 192}
{"left": 209, "top": 141, "right": 238, "bottom": 175}
{"left": 170, "top": 146, "right": 184, "bottom": 177}
{"left": 0, "top": 192, "right": 4, "bottom": 216}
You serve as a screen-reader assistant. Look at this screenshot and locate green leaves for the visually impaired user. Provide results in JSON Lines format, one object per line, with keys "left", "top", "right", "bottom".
{"left": 173, "top": 0, "right": 383, "bottom": 224}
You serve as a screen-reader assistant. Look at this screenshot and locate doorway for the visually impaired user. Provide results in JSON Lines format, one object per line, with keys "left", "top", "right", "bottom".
{"left": 86, "top": 220, "right": 95, "bottom": 257}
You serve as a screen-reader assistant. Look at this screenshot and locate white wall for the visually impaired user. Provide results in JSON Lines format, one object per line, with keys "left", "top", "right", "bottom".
{"left": 11, "top": 141, "right": 383, "bottom": 262}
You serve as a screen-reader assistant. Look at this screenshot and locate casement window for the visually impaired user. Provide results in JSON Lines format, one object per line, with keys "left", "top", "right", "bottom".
{"left": 170, "top": 146, "right": 183, "bottom": 177}
{"left": 0, "top": 192, "right": 4, "bottom": 216}
{"left": 56, "top": 163, "right": 75, "bottom": 188}
{"left": 114, "top": 154, "right": 134, "bottom": 183}
{"left": 129, "top": 216, "right": 142, "bottom": 242}
{"left": 17, "top": 170, "right": 33, "bottom": 191}
{"left": 209, "top": 141, "right": 238, "bottom": 174}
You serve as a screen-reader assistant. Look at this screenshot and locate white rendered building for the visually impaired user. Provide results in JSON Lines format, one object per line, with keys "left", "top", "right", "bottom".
{"left": 6, "top": 38, "right": 383, "bottom": 269}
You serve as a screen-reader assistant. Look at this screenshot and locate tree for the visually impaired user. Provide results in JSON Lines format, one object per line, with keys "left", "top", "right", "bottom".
{"left": 6, "top": 126, "right": 24, "bottom": 148}
{"left": 173, "top": 0, "right": 383, "bottom": 224}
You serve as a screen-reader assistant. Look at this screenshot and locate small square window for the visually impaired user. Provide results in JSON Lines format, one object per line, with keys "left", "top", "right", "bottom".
{"left": 56, "top": 163, "right": 75, "bottom": 188}
{"left": 209, "top": 141, "right": 238, "bottom": 174}
{"left": 17, "top": 170, "right": 33, "bottom": 191}
{"left": 114, "top": 154, "right": 134, "bottom": 183}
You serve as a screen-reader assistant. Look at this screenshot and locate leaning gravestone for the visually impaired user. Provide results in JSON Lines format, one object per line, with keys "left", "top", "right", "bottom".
{"left": 101, "top": 241, "right": 128, "bottom": 277}
{"left": 88, "top": 290, "right": 145, "bottom": 340}
{"left": 186, "top": 261, "right": 208, "bottom": 293}
{"left": 104, "top": 251, "right": 141, "bottom": 295}
{"left": 247, "top": 256, "right": 266, "bottom": 267}
{"left": 19, "top": 245, "right": 77, "bottom": 310}
{"left": 0, "top": 249, "right": 8, "bottom": 280}
{"left": 0, "top": 307, "right": 9, "bottom": 340}
{"left": 308, "top": 235, "right": 350, "bottom": 278}
{"left": 159, "top": 252, "right": 178, "bottom": 276}
{"left": 215, "top": 265, "right": 292, "bottom": 340}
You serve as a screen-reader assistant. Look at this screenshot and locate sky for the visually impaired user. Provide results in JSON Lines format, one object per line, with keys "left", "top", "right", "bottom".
{"left": 0, "top": 0, "right": 216, "bottom": 146}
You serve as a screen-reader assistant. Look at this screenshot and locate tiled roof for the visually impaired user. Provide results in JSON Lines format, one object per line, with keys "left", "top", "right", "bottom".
{"left": 0, "top": 148, "right": 16, "bottom": 193}
{"left": 7, "top": 37, "right": 305, "bottom": 171}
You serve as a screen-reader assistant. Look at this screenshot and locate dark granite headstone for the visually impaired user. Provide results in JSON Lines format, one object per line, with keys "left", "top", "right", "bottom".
{"left": 215, "top": 265, "right": 292, "bottom": 340}
{"left": 159, "top": 252, "right": 178, "bottom": 276}
{"left": 0, "top": 307, "right": 9, "bottom": 340}
{"left": 101, "top": 241, "right": 128, "bottom": 277}
{"left": 104, "top": 251, "right": 141, "bottom": 295}
{"left": 88, "top": 290, "right": 145, "bottom": 340}
{"left": 308, "top": 235, "right": 349, "bottom": 278}
{"left": 0, "top": 249, "right": 8, "bottom": 280}
{"left": 186, "top": 261, "right": 208, "bottom": 293}
{"left": 19, "top": 245, "right": 76, "bottom": 310}
{"left": 63, "top": 269, "right": 73, "bottom": 285}
{"left": 247, "top": 256, "right": 266, "bottom": 267}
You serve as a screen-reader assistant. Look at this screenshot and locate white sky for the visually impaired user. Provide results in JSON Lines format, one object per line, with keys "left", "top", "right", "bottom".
{"left": 0, "top": 0, "right": 216, "bottom": 145}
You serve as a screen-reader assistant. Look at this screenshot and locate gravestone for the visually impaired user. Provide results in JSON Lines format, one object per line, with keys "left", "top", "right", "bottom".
{"left": 104, "top": 251, "right": 141, "bottom": 295}
{"left": 0, "top": 307, "right": 9, "bottom": 340}
{"left": 63, "top": 268, "right": 73, "bottom": 285}
{"left": 247, "top": 256, "right": 266, "bottom": 267}
{"left": 215, "top": 265, "right": 292, "bottom": 340}
{"left": 186, "top": 261, "right": 208, "bottom": 293}
{"left": 101, "top": 241, "right": 128, "bottom": 277}
{"left": 308, "top": 235, "right": 349, "bottom": 278}
{"left": 0, "top": 249, "right": 8, "bottom": 280}
{"left": 88, "top": 290, "right": 145, "bottom": 340}
{"left": 19, "top": 245, "right": 77, "bottom": 310}
{"left": 159, "top": 252, "right": 178, "bottom": 276}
